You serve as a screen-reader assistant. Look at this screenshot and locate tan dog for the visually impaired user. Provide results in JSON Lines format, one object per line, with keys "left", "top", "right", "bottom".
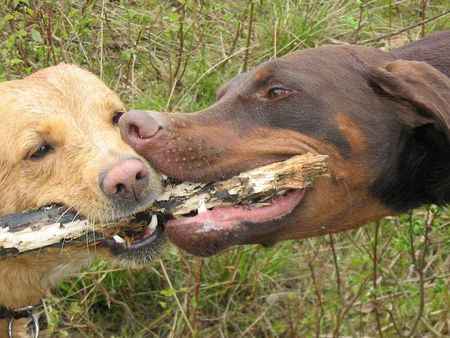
{"left": 0, "top": 64, "right": 163, "bottom": 337}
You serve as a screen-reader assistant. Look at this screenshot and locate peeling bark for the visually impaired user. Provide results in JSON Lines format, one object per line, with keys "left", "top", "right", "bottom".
{"left": 0, "top": 154, "right": 328, "bottom": 257}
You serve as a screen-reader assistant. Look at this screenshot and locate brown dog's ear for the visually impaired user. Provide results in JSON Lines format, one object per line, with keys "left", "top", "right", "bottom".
{"left": 370, "top": 60, "right": 450, "bottom": 142}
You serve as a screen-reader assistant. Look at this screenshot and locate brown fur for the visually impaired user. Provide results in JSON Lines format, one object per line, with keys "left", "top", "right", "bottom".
{"left": 120, "top": 31, "right": 450, "bottom": 256}
{"left": 0, "top": 64, "right": 162, "bottom": 336}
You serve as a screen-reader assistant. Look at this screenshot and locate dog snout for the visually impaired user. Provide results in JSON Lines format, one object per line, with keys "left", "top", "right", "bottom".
{"left": 119, "top": 110, "right": 162, "bottom": 149}
{"left": 101, "top": 159, "right": 149, "bottom": 200}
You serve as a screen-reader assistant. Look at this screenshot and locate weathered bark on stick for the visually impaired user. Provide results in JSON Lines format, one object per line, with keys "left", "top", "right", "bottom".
{"left": 0, "top": 154, "right": 328, "bottom": 257}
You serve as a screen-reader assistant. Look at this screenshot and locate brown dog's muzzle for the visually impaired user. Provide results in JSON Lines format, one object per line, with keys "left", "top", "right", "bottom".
{"left": 120, "top": 110, "right": 244, "bottom": 182}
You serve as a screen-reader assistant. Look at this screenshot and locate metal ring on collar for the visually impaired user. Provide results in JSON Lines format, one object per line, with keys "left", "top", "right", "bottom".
{"left": 8, "top": 311, "right": 39, "bottom": 338}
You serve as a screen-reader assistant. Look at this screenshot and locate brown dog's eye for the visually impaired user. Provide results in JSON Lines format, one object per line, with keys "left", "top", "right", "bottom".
{"left": 112, "top": 111, "right": 124, "bottom": 125}
{"left": 29, "top": 144, "right": 53, "bottom": 160}
{"left": 267, "top": 87, "right": 290, "bottom": 100}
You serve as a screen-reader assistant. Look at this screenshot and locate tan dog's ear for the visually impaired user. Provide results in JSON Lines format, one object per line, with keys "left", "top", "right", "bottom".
{"left": 370, "top": 60, "right": 450, "bottom": 143}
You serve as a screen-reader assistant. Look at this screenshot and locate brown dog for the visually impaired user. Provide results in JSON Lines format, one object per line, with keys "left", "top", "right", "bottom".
{"left": 0, "top": 64, "right": 163, "bottom": 337}
{"left": 120, "top": 31, "right": 450, "bottom": 256}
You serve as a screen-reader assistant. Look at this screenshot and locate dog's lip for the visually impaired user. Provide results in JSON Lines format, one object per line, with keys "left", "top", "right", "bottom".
{"left": 165, "top": 189, "right": 305, "bottom": 256}
{"left": 163, "top": 153, "right": 317, "bottom": 256}
{"left": 102, "top": 213, "right": 165, "bottom": 261}
{"left": 103, "top": 224, "right": 165, "bottom": 255}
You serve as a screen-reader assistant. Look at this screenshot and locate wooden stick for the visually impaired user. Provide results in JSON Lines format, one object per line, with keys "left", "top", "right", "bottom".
{"left": 0, "top": 154, "right": 328, "bottom": 257}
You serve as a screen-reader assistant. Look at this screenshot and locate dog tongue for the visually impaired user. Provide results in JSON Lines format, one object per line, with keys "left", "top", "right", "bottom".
{"left": 165, "top": 189, "right": 305, "bottom": 255}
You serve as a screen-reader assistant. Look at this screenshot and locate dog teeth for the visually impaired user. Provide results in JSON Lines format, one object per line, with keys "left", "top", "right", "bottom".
{"left": 113, "top": 235, "right": 126, "bottom": 244}
{"left": 276, "top": 190, "right": 287, "bottom": 196}
{"left": 143, "top": 215, "right": 158, "bottom": 238}
{"left": 198, "top": 199, "right": 207, "bottom": 213}
{"left": 149, "top": 214, "right": 158, "bottom": 230}
{"left": 162, "top": 174, "right": 168, "bottom": 180}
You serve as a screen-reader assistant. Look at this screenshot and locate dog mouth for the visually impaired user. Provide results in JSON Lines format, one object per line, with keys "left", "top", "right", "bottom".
{"left": 102, "top": 186, "right": 303, "bottom": 260}
{"left": 165, "top": 188, "right": 305, "bottom": 256}
{"left": 102, "top": 154, "right": 314, "bottom": 258}
{"left": 102, "top": 213, "right": 165, "bottom": 263}
{"left": 100, "top": 184, "right": 304, "bottom": 259}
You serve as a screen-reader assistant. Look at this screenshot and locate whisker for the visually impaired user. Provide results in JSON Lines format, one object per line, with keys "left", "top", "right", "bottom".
{"left": 201, "top": 155, "right": 225, "bottom": 179}
{"left": 71, "top": 210, "right": 81, "bottom": 222}
{"left": 132, "top": 187, "right": 139, "bottom": 202}
{"left": 55, "top": 204, "right": 76, "bottom": 224}
{"left": 341, "top": 179, "right": 352, "bottom": 217}
{"left": 60, "top": 238, "right": 66, "bottom": 259}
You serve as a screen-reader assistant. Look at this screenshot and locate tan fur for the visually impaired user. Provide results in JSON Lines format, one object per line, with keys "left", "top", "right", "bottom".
{"left": 0, "top": 64, "right": 162, "bottom": 336}
{"left": 0, "top": 318, "right": 29, "bottom": 338}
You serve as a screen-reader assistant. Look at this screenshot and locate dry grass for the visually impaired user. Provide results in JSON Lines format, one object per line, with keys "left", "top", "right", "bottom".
{"left": 0, "top": 1, "right": 449, "bottom": 337}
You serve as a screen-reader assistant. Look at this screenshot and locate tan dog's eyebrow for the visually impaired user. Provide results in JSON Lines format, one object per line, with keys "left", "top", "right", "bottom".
{"left": 9, "top": 119, "right": 68, "bottom": 159}
{"left": 9, "top": 130, "right": 44, "bottom": 161}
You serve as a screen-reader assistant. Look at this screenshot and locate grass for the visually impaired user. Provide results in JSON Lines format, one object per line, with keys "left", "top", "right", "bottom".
{"left": 1, "top": 0, "right": 449, "bottom": 336}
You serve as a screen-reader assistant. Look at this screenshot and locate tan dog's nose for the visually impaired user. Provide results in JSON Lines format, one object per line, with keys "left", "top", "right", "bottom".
{"left": 119, "top": 110, "right": 162, "bottom": 150}
{"left": 101, "top": 159, "right": 149, "bottom": 199}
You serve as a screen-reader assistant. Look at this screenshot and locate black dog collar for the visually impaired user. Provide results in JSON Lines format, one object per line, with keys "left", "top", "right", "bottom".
{"left": 0, "top": 305, "right": 33, "bottom": 320}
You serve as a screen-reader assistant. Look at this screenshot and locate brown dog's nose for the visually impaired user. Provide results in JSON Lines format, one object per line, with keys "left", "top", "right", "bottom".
{"left": 101, "top": 159, "right": 149, "bottom": 199}
{"left": 119, "top": 110, "right": 162, "bottom": 149}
